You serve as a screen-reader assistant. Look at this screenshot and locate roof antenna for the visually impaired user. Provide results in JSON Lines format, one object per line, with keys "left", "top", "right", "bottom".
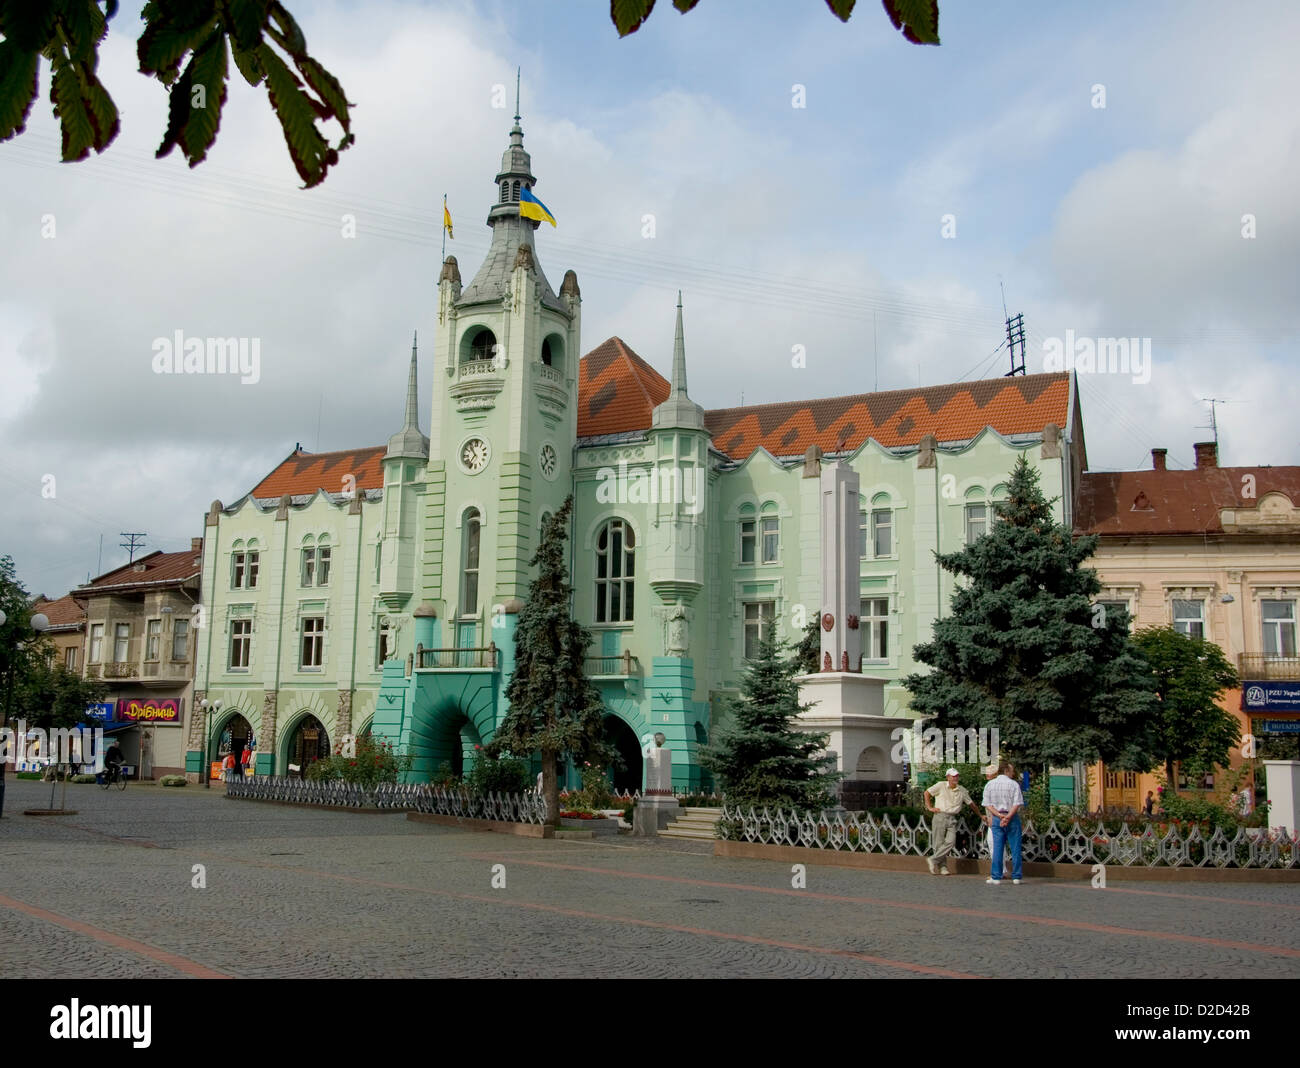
{"left": 514, "top": 67, "right": 521, "bottom": 123}
{"left": 1196, "top": 397, "right": 1227, "bottom": 446}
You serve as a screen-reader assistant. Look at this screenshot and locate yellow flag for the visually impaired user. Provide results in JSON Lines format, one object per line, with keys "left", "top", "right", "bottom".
{"left": 443, "top": 202, "right": 453, "bottom": 239}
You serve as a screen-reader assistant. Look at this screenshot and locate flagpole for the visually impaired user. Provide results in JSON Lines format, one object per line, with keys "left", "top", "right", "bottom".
{"left": 442, "top": 192, "right": 447, "bottom": 262}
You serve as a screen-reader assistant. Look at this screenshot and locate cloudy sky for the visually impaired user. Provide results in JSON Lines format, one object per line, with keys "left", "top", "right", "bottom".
{"left": 2, "top": 0, "right": 1297, "bottom": 598}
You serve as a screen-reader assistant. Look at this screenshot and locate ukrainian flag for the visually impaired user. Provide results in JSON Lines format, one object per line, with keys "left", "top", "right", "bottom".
{"left": 519, "top": 186, "right": 556, "bottom": 227}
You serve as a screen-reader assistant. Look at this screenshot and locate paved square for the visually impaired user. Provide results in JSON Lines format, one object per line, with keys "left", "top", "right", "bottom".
{"left": 1, "top": 779, "right": 1297, "bottom": 979}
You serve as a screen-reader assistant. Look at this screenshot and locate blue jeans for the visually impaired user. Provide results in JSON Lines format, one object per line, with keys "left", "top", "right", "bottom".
{"left": 991, "top": 815, "right": 1022, "bottom": 880}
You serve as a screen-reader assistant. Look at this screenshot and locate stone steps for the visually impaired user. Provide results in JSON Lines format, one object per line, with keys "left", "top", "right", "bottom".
{"left": 659, "top": 807, "right": 723, "bottom": 840}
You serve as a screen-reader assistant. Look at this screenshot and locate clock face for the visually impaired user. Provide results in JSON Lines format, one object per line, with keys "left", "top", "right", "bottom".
{"left": 539, "top": 443, "right": 557, "bottom": 480}
{"left": 460, "top": 437, "right": 490, "bottom": 473}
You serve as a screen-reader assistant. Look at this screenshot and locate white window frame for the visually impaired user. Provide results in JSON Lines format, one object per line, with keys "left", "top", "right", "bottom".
{"left": 860, "top": 597, "right": 890, "bottom": 660}
{"left": 965, "top": 503, "right": 988, "bottom": 545}
{"left": 145, "top": 618, "right": 162, "bottom": 661}
{"left": 171, "top": 618, "right": 190, "bottom": 661}
{"left": 229, "top": 619, "right": 252, "bottom": 670}
{"left": 760, "top": 516, "right": 780, "bottom": 564}
{"left": 739, "top": 518, "right": 757, "bottom": 565}
{"left": 871, "top": 509, "right": 892, "bottom": 558}
{"left": 1262, "top": 599, "right": 1297, "bottom": 658}
{"left": 300, "top": 616, "right": 325, "bottom": 670}
{"left": 743, "top": 600, "right": 776, "bottom": 660}
{"left": 594, "top": 519, "right": 635, "bottom": 624}
{"left": 64, "top": 645, "right": 78, "bottom": 671}
{"left": 1172, "top": 598, "right": 1205, "bottom": 639}
{"left": 89, "top": 623, "right": 103, "bottom": 663}
{"left": 113, "top": 623, "right": 130, "bottom": 663}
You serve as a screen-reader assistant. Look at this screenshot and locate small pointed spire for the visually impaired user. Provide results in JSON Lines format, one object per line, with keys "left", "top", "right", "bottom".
{"left": 514, "top": 67, "right": 521, "bottom": 124}
{"left": 652, "top": 291, "right": 705, "bottom": 431}
{"left": 671, "top": 291, "right": 688, "bottom": 395}
{"left": 385, "top": 331, "right": 429, "bottom": 461}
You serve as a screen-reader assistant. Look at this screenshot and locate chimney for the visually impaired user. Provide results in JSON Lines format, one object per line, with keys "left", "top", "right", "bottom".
{"left": 191, "top": 537, "right": 203, "bottom": 553}
{"left": 1193, "top": 441, "right": 1218, "bottom": 469}
{"left": 1151, "top": 448, "right": 1167, "bottom": 471}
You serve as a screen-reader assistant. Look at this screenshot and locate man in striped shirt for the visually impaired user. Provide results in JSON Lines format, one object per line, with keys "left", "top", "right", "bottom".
{"left": 981, "top": 761, "right": 1024, "bottom": 884}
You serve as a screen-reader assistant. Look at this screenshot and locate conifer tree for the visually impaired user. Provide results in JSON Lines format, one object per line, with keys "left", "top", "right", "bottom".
{"left": 903, "top": 456, "right": 1159, "bottom": 772}
{"left": 488, "top": 496, "right": 611, "bottom": 826}
{"left": 701, "top": 631, "right": 841, "bottom": 810}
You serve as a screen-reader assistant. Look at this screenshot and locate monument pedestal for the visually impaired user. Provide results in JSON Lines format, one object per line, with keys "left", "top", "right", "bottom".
{"left": 796, "top": 671, "right": 905, "bottom": 786}
{"left": 633, "top": 733, "right": 680, "bottom": 836}
{"left": 1262, "top": 760, "right": 1300, "bottom": 834}
{"left": 633, "top": 793, "right": 681, "bottom": 835}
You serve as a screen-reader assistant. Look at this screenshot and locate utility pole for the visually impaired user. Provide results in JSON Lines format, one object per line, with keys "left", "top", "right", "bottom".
{"left": 1003, "top": 313, "right": 1026, "bottom": 376}
{"left": 119, "top": 533, "right": 147, "bottom": 563}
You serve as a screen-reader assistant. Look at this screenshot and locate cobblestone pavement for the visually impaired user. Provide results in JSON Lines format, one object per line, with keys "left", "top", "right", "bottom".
{"left": 1, "top": 779, "right": 1298, "bottom": 979}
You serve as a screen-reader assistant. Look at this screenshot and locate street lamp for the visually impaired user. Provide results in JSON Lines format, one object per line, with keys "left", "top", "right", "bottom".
{"left": 199, "top": 698, "right": 222, "bottom": 789}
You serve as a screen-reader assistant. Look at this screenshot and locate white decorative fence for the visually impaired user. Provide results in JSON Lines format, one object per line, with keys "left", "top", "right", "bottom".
{"left": 718, "top": 806, "right": 1300, "bottom": 870}
{"left": 226, "top": 776, "right": 547, "bottom": 824}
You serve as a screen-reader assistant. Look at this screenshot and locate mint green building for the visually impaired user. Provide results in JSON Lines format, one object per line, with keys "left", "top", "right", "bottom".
{"left": 189, "top": 115, "right": 1086, "bottom": 791}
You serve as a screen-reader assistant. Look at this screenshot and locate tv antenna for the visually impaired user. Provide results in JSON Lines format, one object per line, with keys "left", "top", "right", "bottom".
{"left": 120, "top": 532, "right": 148, "bottom": 563}
{"left": 1196, "top": 397, "right": 1227, "bottom": 446}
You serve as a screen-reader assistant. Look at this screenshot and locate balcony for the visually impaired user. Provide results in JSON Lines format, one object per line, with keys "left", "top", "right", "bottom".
{"left": 585, "top": 652, "right": 639, "bottom": 679}
{"left": 1239, "top": 654, "right": 1300, "bottom": 681}
{"left": 416, "top": 643, "right": 499, "bottom": 670}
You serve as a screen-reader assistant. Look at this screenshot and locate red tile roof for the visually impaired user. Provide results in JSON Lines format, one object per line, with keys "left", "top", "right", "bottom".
{"left": 250, "top": 446, "right": 386, "bottom": 499}
{"left": 1075, "top": 465, "right": 1300, "bottom": 536}
{"left": 32, "top": 594, "right": 86, "bottom": 628}
{"left": 578, "top": 337, "right": 671, "bottom": 438}
{"left": 703, "top": 374, "right": 1071, "bottom": 460}
{"left": 78, "top": 549, "right": 201, "bottom": 593}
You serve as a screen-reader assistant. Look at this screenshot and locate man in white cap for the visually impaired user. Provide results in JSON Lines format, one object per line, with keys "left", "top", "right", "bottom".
{"left": 924, "top": 768, "right": 983, "bottom": 875}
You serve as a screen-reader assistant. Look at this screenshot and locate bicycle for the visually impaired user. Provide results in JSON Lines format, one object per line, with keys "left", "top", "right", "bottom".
{"left": 100, "top": 764, "right": 127, "bottom": 791}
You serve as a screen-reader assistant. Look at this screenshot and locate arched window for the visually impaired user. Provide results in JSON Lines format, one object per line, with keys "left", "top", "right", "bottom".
{"left": 499, "top": 182, "right": 508, "bottom": 204}
{"left": 541, "top": 338, "right": 553, "bottom": 366}
{"left": 595, "top": 519, "right": 635, "bottom": 623}
{"left": 461, "top": 509, "right": 481, "bottom": 616}
{"left": 511, "top": 179, "right": 520, "bottom": 201}
{"left": 469, "top": 328, "right": 497, "bottom": 362}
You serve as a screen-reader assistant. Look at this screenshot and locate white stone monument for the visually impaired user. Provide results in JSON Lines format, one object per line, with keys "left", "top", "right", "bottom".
{"left": 1262, "top": 760, "right": 1300, "bottom": 834}
{"left": 795, "top": 459, "right": 905, "bottom": 796}
{"left": 633, "top": 731, "right": 681, "bottom": 835}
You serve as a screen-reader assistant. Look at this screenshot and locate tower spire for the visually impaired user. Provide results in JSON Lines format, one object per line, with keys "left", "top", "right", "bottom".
{"left": 385, "top": 331, "right": 429, "bottom": 460}
{"left": 652, "top": 292, "right": 705, "bottom": 431}
{"left": 514, "top": 67, "right": 521, "bottom": 124}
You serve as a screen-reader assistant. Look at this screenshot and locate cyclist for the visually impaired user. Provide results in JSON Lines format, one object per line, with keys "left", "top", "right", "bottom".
{"left": 104, "top": 741, "right": 124, "bottom": 784}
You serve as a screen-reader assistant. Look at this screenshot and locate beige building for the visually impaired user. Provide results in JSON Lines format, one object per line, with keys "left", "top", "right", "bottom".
{"left": 1075, "top": 442, "right": 1300, "bottom": 812}
{"left": 31, "top": 593, "right": 86, "bottom": 674}
{"left": 73, "top": 541, "right": 203, "bottom": 779}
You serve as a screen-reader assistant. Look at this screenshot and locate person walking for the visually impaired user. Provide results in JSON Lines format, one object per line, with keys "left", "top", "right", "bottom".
{"left": 925, "top": 768, "right": 984, "bottom": 875}
{"left": 982, "top": 761, "right": 1025, "bottom": 885}
{"left": 1143, "top": 790, "right": 1155, "bottom": 817}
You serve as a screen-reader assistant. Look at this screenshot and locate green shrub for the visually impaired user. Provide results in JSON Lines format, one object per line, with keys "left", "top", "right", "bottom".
{"left": 465, "top": 752, "right": 530, "bottom": 795}
{"left": 72, "top": 774, "right": 98, "bottom": 784}
{"left": 306, "top": 735, "right": 412, "bottom": 787}
{"left": 573, "top": 761, "right": 613, "bottom": 809}
{"left": 159, "top": 774, "right": 188, "bottom": 787}
{"left": 15, "top": 771, "right": 41, "bottom": 780}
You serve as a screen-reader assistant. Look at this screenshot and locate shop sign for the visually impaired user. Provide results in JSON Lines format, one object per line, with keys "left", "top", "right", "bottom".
{"left": 1242, "top": 682, "right": 1300, "bottom": 713}
{"left": 117, "top": 698, "right": 181, "bottom": 723}
{"left": 1253, "top": 718, "right": 1300, "bottom": 735}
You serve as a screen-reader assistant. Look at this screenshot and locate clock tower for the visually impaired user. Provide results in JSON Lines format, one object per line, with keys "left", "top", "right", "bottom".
{"left": 424, "top": 108, "right": 580, "bottom": 644}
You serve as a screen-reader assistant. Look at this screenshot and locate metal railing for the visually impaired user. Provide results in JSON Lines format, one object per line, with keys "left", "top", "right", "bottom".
{"left": 584, "top": 651, "right": 639, "bottom": 677}
{"left": 717, "top": 806, "right": 1300, "bottom": 869}
{"left": 225, "top": 776, "right": 546, "bottom": 823}
{"left": 415, "top": 643, "right": 498, "bottom": 669}
{"left": 1238, "top": 654, "right": 1300, "bottom": 680}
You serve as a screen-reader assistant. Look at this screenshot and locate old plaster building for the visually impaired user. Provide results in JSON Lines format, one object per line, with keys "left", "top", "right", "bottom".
{"left": 1076, "top": 443, "right": 1300, "bottom": 810}
{"left": 190, "top": 114, "right": 1088, "bottom": 791}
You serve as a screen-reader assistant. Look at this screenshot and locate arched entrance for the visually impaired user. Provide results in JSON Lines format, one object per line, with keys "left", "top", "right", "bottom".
{"left": 285, "top": 714, "right": 330, "bottom": 778}
{"left": 602, "top": 715, "right": 642, "bottom": 794}
{"left": 214, "top": 713, "right": 253, "bottom": 774}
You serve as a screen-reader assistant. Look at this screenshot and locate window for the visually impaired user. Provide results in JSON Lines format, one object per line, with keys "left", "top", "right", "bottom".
{"left": 318, "top": 545, "right": 331, "bottom": 585}
{"left": 469, "top": 328, "right": 497, "bottom": 362}
{"left": 1176, "top": 764, "right": 1214, "bottom": 791}
{"left": 172, "top": 619, "right": 189, "bottom": 660}
{"left": 859, "top": 509, "right": 869, "bottom": 558}
{"left": 374, "top": 540, "right": 382, "bottom": 583}
{"left": 743, "top": 601, "right": 776, "bottom": 659}
{"left": 595, "top": 519, "right": 635, "bottom": 623}
{"left": 146, "top": 619, "right": 161, "bottom": 660}
{"left": 64, "top": 646, "right": 78, "bottom": 670}
{"left": 302, "top": 547, "right": 316, "bottom": 587}
{"left": 232, "top": 551, "right": 259, "bottom": 589}
{"left": 1262, "top": 600, "right": 1297, "bottom": 657}
{"left": 301, "top": 617, "right": 325, "bottom": 669}
{"left": 761, "top": 516, "right": 779, "bottom": 563}
{"left": 872, "top": 509, "right": 892, "bottom": 557}
{"left": 89, "top": 624, "right": 103, "bottom": 663}
{"left": 1173, "top": 598, "right": 1204, "bottom": 639}
{"left": 460, "top": 509, "right": 481, "bottom": 617}
{"left": 542, "top": 338, "right": 553, "bottom": 366}
{"left": 740, "top": 519, "right": 756, "bottom": 564}
{"left": 965, "top": 504, "right": 988, "bottom": 544}
{"left": 113, "top": 623, "right": 130, "bottom": 663}
{"left": 861, "top": 597, "right": 889, "bottom": 659}
{"left": 376, "top": 617, "right": 395, "bottom": 669}
{"left": 229, "top": 620, "right": 251, "bottom": 669}
{"left": 1095, "top": 600, "right": 1130, "bottom": 631}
